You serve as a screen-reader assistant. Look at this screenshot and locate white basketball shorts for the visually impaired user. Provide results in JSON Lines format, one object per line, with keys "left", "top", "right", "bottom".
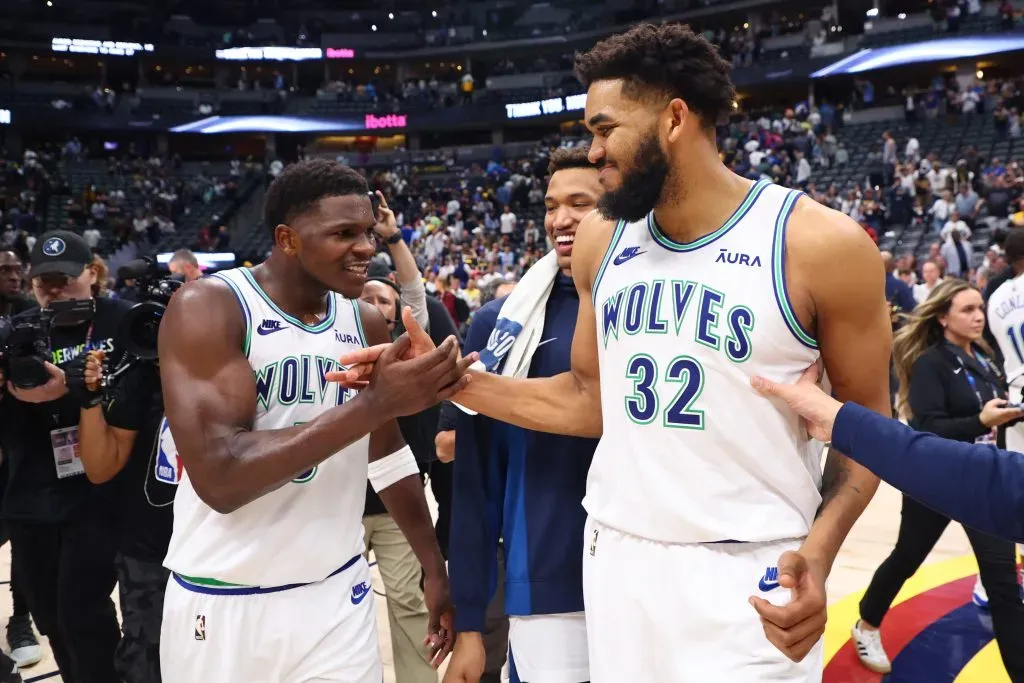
{"left": 160, "top": 554, "right": 382, "bottom": 683}
{"left": 509, "top": 612, "right": 589, "bottom": 683}
{"left": 582, "top": 516, "right": 823, "bottom": 683}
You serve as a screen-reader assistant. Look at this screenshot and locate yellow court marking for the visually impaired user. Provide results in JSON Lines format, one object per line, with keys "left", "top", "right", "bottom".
{"left": 955, "top": 641, "right": 1011, "bottom": 683}
{"left": 824, "top": 554, "right": 979, "bottom": 663}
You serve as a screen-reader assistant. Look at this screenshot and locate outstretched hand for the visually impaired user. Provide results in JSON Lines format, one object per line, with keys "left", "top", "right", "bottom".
{"left": 750, "top": 361, "right": 839, "bottom": 442}
{"left": 327, "top": 306, "right": 439, "bottom": 388}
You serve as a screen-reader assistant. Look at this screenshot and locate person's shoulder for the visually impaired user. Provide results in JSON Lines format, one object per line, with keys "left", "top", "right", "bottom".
{"left": 10, "top": 295, "right": 39, "bottom": 317}
{"left": 788, "top": 194, "right": 880, "bottom": 272}
{"left": 912, "top": 344, "right": 948, "bottom": 372}
{"left": 97, "top": 294, "right": 134, "bottom": 316}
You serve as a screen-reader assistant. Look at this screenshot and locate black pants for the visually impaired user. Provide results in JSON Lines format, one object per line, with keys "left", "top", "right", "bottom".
{"left": 860, "top": 495, "right": 1024, "bottom": 680}
{"left": 9, "top": 538, "right": 28, "bottom": 619}
{"left": 114, "top": 553, "right": 169, "bottom": 683}
{"left": 7, "top": 513, "right": 120, "bottom": 683}
{"left": 429, "top": 461, "right": 509, "bottom": 680}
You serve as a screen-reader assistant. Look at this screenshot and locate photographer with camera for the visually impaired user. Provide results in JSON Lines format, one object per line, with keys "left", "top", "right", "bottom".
{"left": 67, "top": 345, "right": 172, "bottom": 683}
{"left": 0, "top": 230, "right": 127, "bottom": 683}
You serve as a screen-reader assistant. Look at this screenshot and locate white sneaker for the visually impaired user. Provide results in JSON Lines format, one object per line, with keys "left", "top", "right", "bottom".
{"left": 973, "top": 576, "right": 990, "bottom": 610}
{"left": 852, "top": 620, "right": 892, "bottom": 674}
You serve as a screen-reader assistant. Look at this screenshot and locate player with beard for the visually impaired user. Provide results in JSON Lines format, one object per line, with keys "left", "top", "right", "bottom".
{"left": 157, "top": 159, "right": 474, "bottom": 683}
{"left": 335, "top": 23, "right": 891, "bottom": 682}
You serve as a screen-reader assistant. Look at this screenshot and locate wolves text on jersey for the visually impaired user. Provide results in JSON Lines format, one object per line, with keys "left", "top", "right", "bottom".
{"left": 600, "top": 280, "right": 754, "bottom": 364}
{"left": 254, "top": 354, "right": 352, "bottom": 412}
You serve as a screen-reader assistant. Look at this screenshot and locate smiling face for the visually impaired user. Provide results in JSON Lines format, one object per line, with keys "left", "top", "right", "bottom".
{"left": 585, "top": 80, "right": 672, "bottom": 222}
{"left": 544, "top": 167, "right": 603, "bottom": 276}
{"left": 278, "top": 194, "right": 377, "bottom": 300}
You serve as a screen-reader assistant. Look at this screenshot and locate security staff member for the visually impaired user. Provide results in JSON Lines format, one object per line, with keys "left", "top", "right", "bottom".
{"left": 68, "top": 349, "right": 173, "bottom": 683}
{"left": 0, "top": 231, "right": 126, "bottom": 683}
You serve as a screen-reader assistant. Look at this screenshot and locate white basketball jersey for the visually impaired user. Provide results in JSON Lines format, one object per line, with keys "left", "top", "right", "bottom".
{"left": 987, "top": 274, "right": 1024, "bottom": 451}
{"left": 163, "top": 267, "right": 371, "bottom": 586}
{"left": 586, "top": 180, "right": 823, "bottom": 544}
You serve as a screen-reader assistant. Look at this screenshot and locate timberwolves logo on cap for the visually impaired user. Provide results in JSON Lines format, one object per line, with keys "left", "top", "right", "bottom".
{"left": 42, "top": 237, "right": 66, "bottom": 257}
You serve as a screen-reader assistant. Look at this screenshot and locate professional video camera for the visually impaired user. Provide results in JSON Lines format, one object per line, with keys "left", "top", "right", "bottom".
{"left": 0, "top": 299, "right": 97, "bottom": 389}
{"left": 116, "top": 258, "right": 184, "bottom": 361}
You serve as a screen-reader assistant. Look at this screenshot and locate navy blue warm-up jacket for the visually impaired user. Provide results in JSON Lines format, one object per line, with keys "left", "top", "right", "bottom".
{"left": 449, "top": 274, "right": 599, "bottom": 633}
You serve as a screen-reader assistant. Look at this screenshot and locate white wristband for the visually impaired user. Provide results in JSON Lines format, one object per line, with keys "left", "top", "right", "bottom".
{"left": 368, "top": 445, "right": 420, "bottom": 492}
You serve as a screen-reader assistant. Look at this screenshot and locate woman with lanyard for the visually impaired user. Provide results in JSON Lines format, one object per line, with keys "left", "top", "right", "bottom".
{"left": 849, "top": 279, "right": 1024, "bottom": 679}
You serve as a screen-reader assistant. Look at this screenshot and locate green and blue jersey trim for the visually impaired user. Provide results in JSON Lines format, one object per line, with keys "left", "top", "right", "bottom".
{"left": 350, "top": 298, "right": 368, "bottom": 347}
{"left": 771, "top": 189, "right": 818, "bottom": 349}
{"left": 173, "top": 554, "right": 361, "bottom": 596}
{"left": 646, "top": 178, "right": 770, "bottom": 253}
{"left": 210, "top": 272, "right": 253, "bottom": 358}
{"left": 239, "top": 267, "right": 337, "bottom": 334}
{"left": 591, "top": 219, "right": 627, "bottom": 307}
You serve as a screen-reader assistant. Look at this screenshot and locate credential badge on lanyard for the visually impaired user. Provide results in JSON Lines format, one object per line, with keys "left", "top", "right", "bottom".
{"left": 961, "top": 357, "right": 998, "bottom": 445}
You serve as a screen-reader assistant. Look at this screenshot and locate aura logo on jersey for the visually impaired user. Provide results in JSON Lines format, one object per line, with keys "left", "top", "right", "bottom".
{"left": 714, "top": 248, "right": 763, "bottom": 268}
{"left": 254, "top": 355, "right": 351, "bottom": 411}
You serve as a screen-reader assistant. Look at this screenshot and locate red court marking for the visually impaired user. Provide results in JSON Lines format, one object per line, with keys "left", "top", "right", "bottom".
{"left": 824, "top": 576, "right": 974, "bottom": 682}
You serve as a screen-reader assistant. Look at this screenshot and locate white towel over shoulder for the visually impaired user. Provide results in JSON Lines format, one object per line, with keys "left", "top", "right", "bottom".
{"left": 455, "top": 251, "right": 560, "bottom": 415}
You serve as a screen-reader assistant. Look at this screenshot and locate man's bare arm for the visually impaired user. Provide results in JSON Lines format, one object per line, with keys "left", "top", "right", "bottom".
{"left": 791, "top": 200, "right": 892, "bottom": 574}
{"left": 452, "top": 212, "right": 613, "bottom": 437}
{"left": 359, "top": 302, "right": 447, "bottom": 574}
{"left": 77, "top": 406, "right": 135, "bottom": 484}
{"left": 159, "top": 280, "right": 466, "bottom": 514}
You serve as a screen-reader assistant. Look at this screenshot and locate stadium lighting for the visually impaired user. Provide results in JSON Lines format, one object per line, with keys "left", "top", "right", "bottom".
{"left": 898, "top": 12, "right": 907, "bottom": 19}
{"left": 46, "top": 1, "right": 53, "bottom": 6}
{"left": 431, "top": 10, "right": 437, "bottom": 17}
{"left": 371, "top": 24, "right": 378, "bottom": 31}
{"left": 866, "top": 7, "right": 879, "bottom": 17}
{"left": 388, "top": 12, "right": 394, "bottom": 19}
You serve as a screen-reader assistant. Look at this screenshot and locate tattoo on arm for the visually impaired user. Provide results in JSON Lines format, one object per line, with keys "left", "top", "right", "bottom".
{"left": 816, "top": 448, "right": 862, "bottom": 519}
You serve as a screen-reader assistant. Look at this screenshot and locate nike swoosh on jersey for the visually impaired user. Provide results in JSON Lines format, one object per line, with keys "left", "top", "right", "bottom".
{"left": 613, "top": 247, "right": 646, "bottom": 266}
{"left": 758, "top": 577, "right": 780, "bottom": 592}
{"left": 537, "top": 337, "right": 558, "bottom": 348}
{"left": 351, "top": 582, "right": 371, "bottom": 605}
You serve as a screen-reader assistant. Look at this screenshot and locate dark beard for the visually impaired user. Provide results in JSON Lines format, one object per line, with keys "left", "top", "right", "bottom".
{"left": 598, "top": 133, "right": 671, "bottom": 222}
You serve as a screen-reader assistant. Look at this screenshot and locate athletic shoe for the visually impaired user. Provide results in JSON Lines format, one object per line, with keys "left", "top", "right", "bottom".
{"left": 5, "top": 616, "right": 40, "bottom": 669}
{"left": 0, "top": 652, "right": 21, "bottom": 683}
{"left": 852, "top": 620, "right": 892, "bottom": 674}
{"left": 972, "top": 576, "right": 990, "bottom": 609}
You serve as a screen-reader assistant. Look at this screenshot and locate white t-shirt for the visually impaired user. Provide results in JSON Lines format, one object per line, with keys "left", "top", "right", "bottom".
{"left": 499, "top": 212, "right": 517, "bottom": 235}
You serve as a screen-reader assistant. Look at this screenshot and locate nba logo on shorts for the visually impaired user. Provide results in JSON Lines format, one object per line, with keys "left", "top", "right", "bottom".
{"left": 194, "top": 615, "right": 206, "bottom": 641}
{"left": 155, "top": 417, "right": 183, "bottom": 485}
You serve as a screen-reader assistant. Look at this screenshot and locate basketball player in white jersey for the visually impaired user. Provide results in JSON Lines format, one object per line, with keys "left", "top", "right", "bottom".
{"left": 988, "top": 230, "right": 1024, "bottom": 453}
{"left": 157, "top": 159, "right": 474, "bottom": 682}
{"left": 335, "top": 24, "right": 892, "bottom": 682}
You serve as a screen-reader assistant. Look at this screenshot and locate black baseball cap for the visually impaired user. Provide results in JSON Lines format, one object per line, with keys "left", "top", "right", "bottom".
{"left": 29, "top": 230, "right": 93, "bottom": 279}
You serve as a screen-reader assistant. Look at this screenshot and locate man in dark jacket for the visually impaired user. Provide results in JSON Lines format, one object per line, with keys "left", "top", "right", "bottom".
{"left": 445, "top": 147, "right": 603, "bottom": 683}
{"left": 360, "top": 264, "right": 461, "bottom": 683}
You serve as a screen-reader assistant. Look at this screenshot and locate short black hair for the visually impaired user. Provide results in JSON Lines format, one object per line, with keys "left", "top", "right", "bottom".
{"left": 548, "top": 145, "right": 596, "bottom": 176}
{"left": 263, "top": 159, "right": 369, "bottom": 235}
{"left": 170, "top": 248, "right": 198, "bottom": 267}
{"left": 574, "top": 22, "right": 736, "bottom": 128}
{"left": 1005, "top": 230, "right": 1024, "bottom": 265}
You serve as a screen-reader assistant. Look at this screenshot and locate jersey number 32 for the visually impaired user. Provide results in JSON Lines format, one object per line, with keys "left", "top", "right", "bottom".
{"left": 624, "top": 353, "right": 704, "bottom": 429}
